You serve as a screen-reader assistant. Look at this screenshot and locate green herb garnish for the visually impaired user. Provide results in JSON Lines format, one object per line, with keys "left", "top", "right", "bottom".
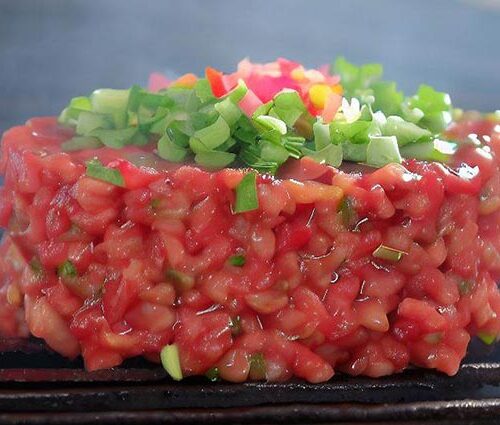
{"left": 57, "top": 260, "right": 78, "bottom": 278}
{"left": 86, "top": 159, "right": 125, "bottom": 187}
{"left": 205, "top": 367, "right": 220, "bottom": 382}
{"left": 228, "top": 255, "right": 246, "bottom": 267}
{"left": 59, "top": 57, "right": 459, "bottom": 174}
{"left": 372, "top": 244, "right": 406, "bottom": 262}
{"left": 234, "top": 173, "right": 259, "bottom": 213}
{"left": 160, "top": 344, "right": 183, "bottom": 381}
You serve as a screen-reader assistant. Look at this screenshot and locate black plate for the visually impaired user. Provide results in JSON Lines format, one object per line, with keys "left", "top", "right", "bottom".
{"left": 1, "top": 338, "right": 500, "bottom": 424}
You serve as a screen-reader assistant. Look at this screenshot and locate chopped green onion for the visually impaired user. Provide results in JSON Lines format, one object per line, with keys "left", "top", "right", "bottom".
{"left": 160, "top": 344, "right": 183, "bottom": 381}
{"left": 409, "top": 84, "right": 451, "bottom": 114}
{"left": 330, "top": 120, "right": 373, "bottom": 145}
{"left": 234, "top": 172, "right": 259, "bottom": 213}
{"left": 128, "top": 84, "right": 171, "bottom": 112}
{"left": 228, "top": 254, "right": 246, "bottom": 267}
{"left": 372, "top": 244, "right": 406, "bottom": 262}
{"left": 249, "top": 352, "right": 266, "bottom": 380}
{"left": 401, "top": 103, "right": 425, "bottom": 123}
{"left": 252, "top": 101, "right": 273, "bottom": 119}
{"left": 478, "top": 332, "right": 497, "bottom": 345}
{"left": 166, "top": 269, "right": 195, "bottom": 292}
{"left": 193, "top": 115, "right": 230, "bottom": 150}
{"left": 57, "top": 260, "right": 78, "bottom": 278}
{"left": 273, "top": 89, "right": 306, "bottom": 127}
{"left": 458, "top": 280, "right": 474, "bottom": 296}
{"left": 423, "top": 332, "right": 443, "bottom": 344}
{"left": 382, "top": 116, "right": 432, "bottom": 146}
{"left": 90, "top": 127, "right": 137, "bottom": 148}
{"left": 205, "top": 367, "right": 220, "bottom": 382}
{"left": 216, "top": 137, "right": 237, "bottom": 152}
{"left": 304, "top": 143, "right": 343, "bottom": 167}
{"left": 91, "top": 88, "right": 130, "bottom": 128}
{"left": 214, "top": 98, "right": 241, "bottom": 126}
{"left": 58, "top": 96, "right": 93, "bottom": 125}
{"left": 194, "top": 151, "right": 236, "bottom": 169}
{"left": 76, "top": 111, "right": 113, "bottom": 136}
{"left": 29, "top": 258, "right": 44, "bottom": 278}
{"left": 254, "top": 115, "right": 287, "bottom": 135}
{"left": 332, "top": 57, "right": 383, "bottom": 97}
{"left": 61, "top": 136, "right": 103, "bottom": 152}
{"left": 229, "top": 315, "right": 242, "bottom": 336}
{"left": 226, "top": 79, "right": 248, "bottom": 103}
{"left": 408, "top": 85, "right": 452, "bottom": 133}
{"left": 400, "top": 139, "right": 458, "bottom": 163}
{"left": 342, "top": 141, "right": 368, "bottom": 162}
{"left": 150, "top": 198, "right": 161, "bottom": 210}
{"left": 260, "top": 140, "right": 290, "bottom": 164}
{"left": 157, "top": 133, "right": 188, "bottom": 162}
{"left": 366, "top": 136, "right": 402, "bottom": 167}
{"left": 57, "top": 58, "right": 459, "bottom": 174}
{"left": 313, "top": 119, "right": 331, "bottom": 151}
{"left": 371, "top": 81, "right": 403, "bottom": 116}
{"left": 421, "top": 111, "right": 453, "bottom": 134}
{"left": 194, "top": 79, "right": 213, "bottom": 102}
{"left": 239, "top": 145, "right": 280, "bottom": 175}
{"left": 69, "top": 96, "right": 92, "bottom": 111}
{"left": 86, "top": 159, "right": 125, "bottom": 187}
{"left": 338, "top": 197, "right": 357, "bottom": 229}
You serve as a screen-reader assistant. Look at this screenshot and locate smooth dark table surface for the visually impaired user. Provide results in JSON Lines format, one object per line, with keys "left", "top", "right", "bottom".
{"left": 0, "top": 0, "right": 499, "bottom": 134}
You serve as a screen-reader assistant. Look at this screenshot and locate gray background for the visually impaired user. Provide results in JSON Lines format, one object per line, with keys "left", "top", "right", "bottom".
{"left": 0, "top": 0, "right": 499, "bottom": 133}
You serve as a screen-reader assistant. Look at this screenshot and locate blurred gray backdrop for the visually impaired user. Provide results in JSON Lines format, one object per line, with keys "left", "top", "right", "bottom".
{"left": 0, "top": 0, "right": 499, "bottom": 132}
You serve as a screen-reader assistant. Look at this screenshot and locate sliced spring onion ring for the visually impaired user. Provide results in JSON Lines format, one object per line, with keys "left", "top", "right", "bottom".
{"left": 478, "top": 332, "right": 497, "bottom": 345}
{"left": 62, "top": 136, "right": 103, "bottom": 152}
{"left": 57, "top": 260, "right": 78, "bottom": 278}
{"left": 86, "top": 159, "right": 125, "bottom": 187}
{"left": 234, "top": 173, "right": 259, "bottom": 213}
{"left": 372, "top": 244, "right": 407, "bottom": 262}
{"left": 160, "top": 344, "right": 183, "bottom": 381}
{"left": 249, "top": 353, "right": 266, "bottom": 380}
{"left": 228, "top": 254, "right": 246, "bottom": 267}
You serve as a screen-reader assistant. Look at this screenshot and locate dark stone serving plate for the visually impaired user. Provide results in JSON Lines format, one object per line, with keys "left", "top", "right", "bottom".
{"left": 1, "top": 338, "right": 500, "bottom": 424}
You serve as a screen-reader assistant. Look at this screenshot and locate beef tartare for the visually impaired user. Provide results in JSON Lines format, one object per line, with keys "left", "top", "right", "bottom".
{"left": 0, "top": 58, "right": 499, "bottom": 383}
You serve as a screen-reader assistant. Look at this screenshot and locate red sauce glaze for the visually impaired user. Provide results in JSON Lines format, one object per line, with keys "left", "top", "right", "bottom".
{"left": 0, "top": 117, "right": 499, "bottom": 382}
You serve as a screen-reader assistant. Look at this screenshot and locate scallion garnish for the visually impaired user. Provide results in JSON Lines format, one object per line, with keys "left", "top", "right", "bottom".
{"left": 205, "top": 367, "right": 220, "bottom": 382}
{"left": 160, "top": 344, "right": 183, "bottom": 381}
{"left": 458, "top": 280, "right": 474, "bottom": 296}
{"left": 478, "top": 332, "right": 497, "bottom": 346}
{"left": 366, "top": 136, "right": 402, "bottom": 168}
{"left": 338, "top": 197, "right": 357, "bottom": 229}
{"left": 228, "top": 255, "right": 246, "bottom": 267}
{"left": 157, "top": 133, "right": 188, "bottom": 162}
{"left": 249, "top": 353, "right": 266, "bottom": 380}
{"left": 372, "top": 244, "right": 406, "bottom": 262}
{"left": 29, "top": 258, "right": 44, "bottom": 278}
{"left": 59, "top": 57, "right": 460, "bottom": 174}
{"left": 86, "top": 159, "right": 125, "bottom": 187}
{"left": 166, "top": 268, "right": 195, "bottom": 292}
{"left": 57, "top": 260, "right": 78, "bottom": 278}
{"left": 400, "top": 139, "right": 458, "bottom": 163}
{"left": 229, "top": 315, "right": 242, "bottom": 336}
{"left": 62, "top": 136, "right": 103, "bottom": 152}
{"left": 194, "top": 151, "right": 236, "bottom": 169}
{"left": 234, "top": 173, "right": 259, "bottom": 213}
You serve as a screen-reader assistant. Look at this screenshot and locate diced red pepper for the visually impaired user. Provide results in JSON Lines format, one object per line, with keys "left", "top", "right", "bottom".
{"left": 205, "top": 67, "right": 227, "bottom": 98}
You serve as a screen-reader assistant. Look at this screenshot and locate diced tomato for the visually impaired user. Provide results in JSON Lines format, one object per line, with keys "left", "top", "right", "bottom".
{"left": 107, "top": 159, "right": 160, "bottom": 190}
